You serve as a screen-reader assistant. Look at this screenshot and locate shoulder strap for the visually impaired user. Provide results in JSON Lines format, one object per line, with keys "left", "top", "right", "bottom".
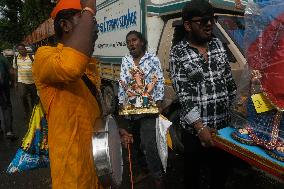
{"left": 28, "top": 54, "right": 34, "bottom": 62}
{"left": 81, "top": 74, "right": 104, "bottom": 115}
{"left": 14, "top": 55, "right": 17, "bottom": 67}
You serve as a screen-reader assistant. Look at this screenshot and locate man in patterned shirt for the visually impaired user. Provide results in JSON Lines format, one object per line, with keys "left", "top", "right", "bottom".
{"left": 169, "top": 1, "right": 237, "bottom": 188}
{"left": 118, "top": 31, "right": 165, "bottom": 188}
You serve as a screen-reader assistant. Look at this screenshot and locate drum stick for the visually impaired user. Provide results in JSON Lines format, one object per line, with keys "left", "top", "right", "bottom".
{"left": 127, "top": 143, "right": 134, "bottom": 189}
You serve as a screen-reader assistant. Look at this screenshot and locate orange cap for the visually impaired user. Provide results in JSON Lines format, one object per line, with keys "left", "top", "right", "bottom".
{"left": 51, "top": 0, "right": 82, "bottom": 19}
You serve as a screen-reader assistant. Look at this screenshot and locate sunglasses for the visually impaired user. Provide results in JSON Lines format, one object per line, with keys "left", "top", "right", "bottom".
{"left": 190, "top": 16, "right": 218, "bottom": 26}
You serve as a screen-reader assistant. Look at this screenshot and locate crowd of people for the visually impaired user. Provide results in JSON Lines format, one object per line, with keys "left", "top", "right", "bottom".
{"left": 0, "top": 0, "right": 248, "bottom": 189}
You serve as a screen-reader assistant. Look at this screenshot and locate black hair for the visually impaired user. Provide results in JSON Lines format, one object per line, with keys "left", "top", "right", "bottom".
{"left": 182, "top": 0, "right": 214, "bottom": 21}
{"left": 17, "top": 43, "right": 26, "bottom": 48}
{"left": 126, "top": 30, "right": 147, "bottom": 52}
{"left": 54, "top": 9, "right": 81, "bottom": 39}
{"left": 172, "top": 26, "right": 187, "bottom": 46}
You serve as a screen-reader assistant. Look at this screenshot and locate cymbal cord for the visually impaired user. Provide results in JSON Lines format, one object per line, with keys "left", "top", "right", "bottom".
{"left": 127, "top": 143, "right": 134, "bottom": 189}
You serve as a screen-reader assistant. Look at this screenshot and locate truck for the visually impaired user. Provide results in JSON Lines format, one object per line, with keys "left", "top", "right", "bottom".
{"left": 23, "top": 0, "right": 247, "bottom": 152}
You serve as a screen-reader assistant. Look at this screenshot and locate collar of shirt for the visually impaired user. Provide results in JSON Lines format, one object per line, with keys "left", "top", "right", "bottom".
{"left": 124, "top": 51, "right": 152, "bottom": 66}
{"left": 182, "top": 38, "right": 214, "bottom": 53}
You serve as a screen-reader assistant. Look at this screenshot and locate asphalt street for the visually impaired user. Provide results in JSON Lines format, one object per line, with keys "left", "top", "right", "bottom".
{"left": 0, "top": 88, "right": 283, "bottom": 189}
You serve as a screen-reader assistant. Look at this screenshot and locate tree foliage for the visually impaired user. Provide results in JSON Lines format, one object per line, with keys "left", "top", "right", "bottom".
{"left": 0, "top": 0, "right": 53, "bottom": 50}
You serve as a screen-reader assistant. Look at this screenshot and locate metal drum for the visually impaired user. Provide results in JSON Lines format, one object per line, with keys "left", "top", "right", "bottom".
{"left": 92, "top": 115, "right": 123, "bottom": 188}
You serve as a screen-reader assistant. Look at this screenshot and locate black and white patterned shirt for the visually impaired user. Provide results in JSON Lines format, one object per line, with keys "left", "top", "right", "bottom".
{"left": 169, "top": 38, "right": 237, "bottom": 133}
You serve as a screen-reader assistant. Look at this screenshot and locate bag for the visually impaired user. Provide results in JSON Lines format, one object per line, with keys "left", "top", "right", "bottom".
{"left": 156, "top": 115, "right": 172, "bottom": 172}
{"left": 6, "top": 102, "right": 49, "bottom": 174}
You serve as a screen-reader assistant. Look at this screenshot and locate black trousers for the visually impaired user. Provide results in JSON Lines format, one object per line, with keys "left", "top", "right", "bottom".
{"left": 125, "top": 115, "right": 163, "bottom": 179}
{"left": 18, "top": 83, "right": 37, "bottom": 119}
{"left": 183, "top": 131, "right": 234, "bottom": 189}
{"left": 0, "top": 86, "right": 13, "bottom": 133}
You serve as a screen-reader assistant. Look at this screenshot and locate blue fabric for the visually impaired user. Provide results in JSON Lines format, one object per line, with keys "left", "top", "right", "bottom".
{"left": 218, "top": 127, "right": 284, "bottom": 167}
{"left": 247, "top": 97, "right": 284, "bottom": 139}
{"left": 6, "top": 115, "right": 49, "bottom": 174}
{"left": 6, "top": 149, "right": 49, "bottom": 174}
{"left": 270, "top": 148, "right": 284, "bottom": 157}
{"left": 234, "top": 130, "right": 253, "bottom": 141}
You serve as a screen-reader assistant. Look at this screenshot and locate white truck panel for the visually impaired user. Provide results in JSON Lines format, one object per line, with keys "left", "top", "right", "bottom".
{"left": 94, "top": 0, "right": 142, "bottom": 59}
{"left": 146, "top": 16, "right": 164, "bottom": 54}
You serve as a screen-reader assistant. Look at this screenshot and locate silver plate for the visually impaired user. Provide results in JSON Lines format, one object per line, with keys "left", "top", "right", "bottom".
{"left": 92, "top": 115, "right": 123, "bottom": 188}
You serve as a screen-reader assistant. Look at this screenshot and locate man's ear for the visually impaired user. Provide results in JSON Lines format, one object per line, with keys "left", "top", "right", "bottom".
{"left": 184, "top": 21, "right": 191, "bottom": 32}
{"left": 59, "top": 19, "right": 73, "bottom": 33}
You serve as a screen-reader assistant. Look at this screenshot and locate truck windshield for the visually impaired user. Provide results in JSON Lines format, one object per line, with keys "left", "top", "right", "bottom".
{"left": 217, "top": 15, "right": 245, "bottom": 55}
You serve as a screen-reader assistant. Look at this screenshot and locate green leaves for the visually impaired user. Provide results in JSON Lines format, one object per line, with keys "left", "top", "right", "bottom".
{"left": 0, "top": 0, "right": 53, "bottom": 49}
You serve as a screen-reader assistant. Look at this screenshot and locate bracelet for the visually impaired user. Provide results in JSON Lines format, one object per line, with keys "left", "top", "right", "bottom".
{"left": 196, "top": 126, "right": 206, "bottom": 136}
{"left": 81, "top": 7, "right": 95, "bottom": 16}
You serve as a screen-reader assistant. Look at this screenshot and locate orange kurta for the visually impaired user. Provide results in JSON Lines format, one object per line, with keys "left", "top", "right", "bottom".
{"left": 32, "top": 44, "right": 103, "bottom": 189}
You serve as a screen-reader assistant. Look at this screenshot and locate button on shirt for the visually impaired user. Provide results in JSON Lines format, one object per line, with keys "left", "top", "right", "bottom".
{"left": 13, "top": 55, "right": 34, "bottom": 84}
{"left": 118, "top": 52, "right": 165, "bottom": 105}
{"left": 169, "top": 38, "right": 237, "bottom": 133}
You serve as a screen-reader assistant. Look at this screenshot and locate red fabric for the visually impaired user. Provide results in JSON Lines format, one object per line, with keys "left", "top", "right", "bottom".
{"left": 247, "top": 13, "right": 284, "bottom": 110}
{"left": 51, "top": 0, "right": 82, "bottom": 19}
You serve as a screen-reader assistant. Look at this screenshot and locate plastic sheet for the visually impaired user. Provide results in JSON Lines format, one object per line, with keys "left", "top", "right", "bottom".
{"left": 156, "top": 115, "right": 172, "bottom": 172}
{"left": 6, "top": 103, "right": 49, "bottom": 174}
{"left": 231, "top": 0, "right": 284, "bottom": 162}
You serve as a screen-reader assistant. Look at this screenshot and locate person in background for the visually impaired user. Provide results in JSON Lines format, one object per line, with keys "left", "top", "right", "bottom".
{"left": 169, "top": 1, "right": 238, "bottom": 188}
{"left": 118, "top": 30, "right": 165, "bottom": 189}
{"left": 13, "top": 43, "right": 37, "bottom": 121}
{"left": 0, "top": 49, "right": 18, "bottom": 140}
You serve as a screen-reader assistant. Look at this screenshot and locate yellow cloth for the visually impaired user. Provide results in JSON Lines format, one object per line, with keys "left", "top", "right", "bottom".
{"left": 22, "top": 103, "right": 47, "bottom": 151}
{"left": 32, "top": 44, "right": 103, "bottom": 189}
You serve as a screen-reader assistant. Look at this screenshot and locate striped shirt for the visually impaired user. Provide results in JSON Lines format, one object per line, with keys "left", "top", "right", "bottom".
{"left": 13, "top": 54, "right": 34, "bottom": 84}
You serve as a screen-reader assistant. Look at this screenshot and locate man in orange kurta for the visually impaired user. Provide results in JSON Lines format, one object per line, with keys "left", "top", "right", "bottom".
{"left": 32, "top": 0, "right": 103, "bottom": 188}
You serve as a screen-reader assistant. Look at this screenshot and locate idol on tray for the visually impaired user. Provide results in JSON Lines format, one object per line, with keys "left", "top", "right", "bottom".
{"left": 119, "top": 65, "right": 160, "bottom": 115}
